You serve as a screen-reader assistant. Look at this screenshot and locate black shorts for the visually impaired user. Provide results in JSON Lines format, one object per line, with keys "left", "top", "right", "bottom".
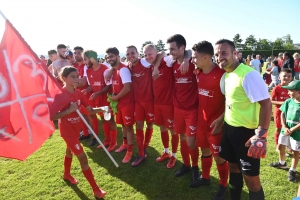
{"left": 219, "top": 122, "right": 260, "bottom": 176}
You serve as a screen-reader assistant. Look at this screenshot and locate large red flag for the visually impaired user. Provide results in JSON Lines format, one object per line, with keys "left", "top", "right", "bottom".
{"left": 0, "top": 16, "right": 72, "bottom": 160}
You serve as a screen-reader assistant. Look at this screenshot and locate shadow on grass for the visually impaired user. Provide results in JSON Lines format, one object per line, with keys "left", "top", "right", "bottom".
{"left": 79, "top": 122, "right": 250, "bottom": 200}
{"left": 63, "top": 180, "right": 90, "bottom": 200}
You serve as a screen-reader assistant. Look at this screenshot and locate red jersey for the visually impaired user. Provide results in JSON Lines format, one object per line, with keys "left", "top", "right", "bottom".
{"left": 152, "top": 56, "right": 174, "bottom": 105}
{"left": 112, "top": 63, "right": 134, "bottom": 109}
{"left": 294, "top": 59, "right": 300, "bottom": 72}
{"left": 278, "top": 58, "right": 284, "bottom": 68}
{"left": 59, "top": 88, "right": 89, "bottom": 137}
{"left": 173, "top": 59, "right": 198, "bottom": 110}
{"left": 131, "top": 59, "right": 153, "bottom": 102}
{"left": 197, "top": 65, "right": 225, "bottom": 130}
{"left": 73, "top": 62, "right": 85, "bottom": 78}
{"left": 271, "top": 85, "right": 290, "bottom": 110}
{"left": 86, "top": 64, "right": 110, "bottom": 107}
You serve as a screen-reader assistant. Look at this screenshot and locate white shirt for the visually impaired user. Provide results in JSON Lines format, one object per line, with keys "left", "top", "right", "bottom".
{"left": 250, "top": 59, "right": 261, "bottom": 72}
{"left": 120, "top": 67, "right": 131, "bottom": 84}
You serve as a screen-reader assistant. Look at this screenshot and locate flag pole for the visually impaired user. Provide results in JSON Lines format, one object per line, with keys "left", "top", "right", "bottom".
{"left": 0, "top": 10, "right": 7, "bottom": 20}
{"left": 76, "top": 110, "right": 119, "bottom": 168}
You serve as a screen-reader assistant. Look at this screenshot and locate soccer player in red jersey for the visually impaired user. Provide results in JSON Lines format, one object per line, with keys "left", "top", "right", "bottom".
{"left": 191, "top": 41, "right": 228, "bottom": 199}
{"left": 125, "top": 45, "right": 154, "bottom": 166}
{"left": 52, "top": 66, "right": 106, "bottom": 199}
{"left": 82, "top": 50, "right": 118, "bottom": 151}
{"left": 166, "top": 34, "right": 200, "bottom": 187}
{"left": 270, "top": 68, "right": 292, "bottom": 146}
{"left": 106, "top": 47, "right": 135, "bottom": 163}
{"left": 144, "top": 44, "right": 181, "bottom": 169}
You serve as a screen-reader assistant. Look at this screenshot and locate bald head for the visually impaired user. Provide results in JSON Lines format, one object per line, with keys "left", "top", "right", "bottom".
{"left": 143, "top": 44, "right": 158, "bottom": 64}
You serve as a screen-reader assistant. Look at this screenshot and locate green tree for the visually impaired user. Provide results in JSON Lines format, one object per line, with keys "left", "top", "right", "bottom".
{"left": 233, "top": 34, "right": 243, "bottom": 49}
{"left": 273, "top": 38, "right": 285, "bottom": 50}
{"left": 282, "top": 34, "right": 294, "bottom": 50}
{"left": 155, "top": 39, "right": 167, "bottom": 52}
{"left": 257, "top": 39, "right": 272, "bottom": 50}
{"left": 244, "top": 35, "right": 257, "bottom": 51}
{"left": 140, "top": 41, "right": 154, "bottom": 54}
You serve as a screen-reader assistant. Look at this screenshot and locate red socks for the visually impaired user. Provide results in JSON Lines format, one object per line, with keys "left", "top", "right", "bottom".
{"left": 123, "top": 137, "right": 128, "bottom": 145}
{"left": 189, "top": 147, "right": 199, "bottom": 167}
{"left": 171, "top": 133, "right": 179, "bottom": 153}
{"left": 63, "top": 156, "right": 72, "bottom": 176}
{"left": 102, "top": 121, "right": 111, "bottom": 143}
{"left": 144, "top": 129, "right": 153, "bottom": 149}
{"left": 217, "top": 161, "right": 229, "bottom": 187}
{"left": 274, "top": 132, "right": 279, "bottom": 145}
{"left": 201, "top": 155, "right": 213, "bottom": 179}
{"left": 82, "top": 167, "right": 98, "bottom": 189}
{"left": 127, "top": 144, "right": 134, "bottom": 152}
{"left": 110, "top": 130, "right": 117, "bottom": 145}
{"left": 91, "top": 117, "right": 99, "bottom": 136}
{"left": 136, "top": 130, "right": 145, "bottom": 157}
{"left": 180, "top": 141, "right": 190, "bottom": 166}
{"left": 161, "top": 131, "right": 169, "bottom": 148}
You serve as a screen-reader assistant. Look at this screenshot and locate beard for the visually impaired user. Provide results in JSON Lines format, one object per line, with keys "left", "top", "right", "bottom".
{"left": 87, "top": 61, "right": 93, "bottom": 68}
{"left": 59, "top": 53, "right": 66, "bottom": 59}
{"left": 110, "top": 60, "right": 117, "bottom": 67}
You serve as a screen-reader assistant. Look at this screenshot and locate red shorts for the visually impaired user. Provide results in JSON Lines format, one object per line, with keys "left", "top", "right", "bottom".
{"left": 174, "top": 107, "right": 197, "bottom": 136}
{"left": 154, "top": 104, "right": 174, "bottom": 129}
{"left": 62, "top": 136, "right": 84, "bottom": 155}
{"left": 116, "top": 104, "right": 135, "bottom": 126}
{"left": 274, "top": 108, "right": 282, "bottom": 129}
{"left": 135, "top": 101, "right": 154, "bottom": 122}
{"left": 197, "top": 129, "right": 223, "bottom": 156}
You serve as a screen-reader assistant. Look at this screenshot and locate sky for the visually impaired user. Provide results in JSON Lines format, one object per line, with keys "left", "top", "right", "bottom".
{"left": 0, "top": 0, "right": 299, "bottom": 56}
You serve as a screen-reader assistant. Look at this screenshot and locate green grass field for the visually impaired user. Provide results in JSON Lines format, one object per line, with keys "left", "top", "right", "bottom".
{"left": 0, "top": 118, "right": 299, "bottom": 200}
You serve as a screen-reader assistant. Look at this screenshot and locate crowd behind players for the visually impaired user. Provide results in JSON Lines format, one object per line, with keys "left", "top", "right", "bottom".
{"left": 37, "top": 38, "right": 300, "bottom": 200}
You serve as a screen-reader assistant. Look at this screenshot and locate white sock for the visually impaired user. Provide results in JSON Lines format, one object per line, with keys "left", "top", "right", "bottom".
{"left": 290, "top": 168, "right": 296, "bottom": 172}
{"left": 279, "top": 160, "right": 286, "bottom": 165}
{"left": 164, "top": 148, "right": 170, "bottom": 154}
{"left": 172, "top": 153, "right": 176, "bottom": 158}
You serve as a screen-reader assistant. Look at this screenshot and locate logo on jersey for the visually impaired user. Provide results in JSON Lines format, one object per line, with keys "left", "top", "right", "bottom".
{"left": 198, "top": 88, "right": 214, "bottom": 97}
{"left": 132, "top": 72, "right": 145, "bottom": 77}
{"left": 212, "top": 144, "right": 222, "bottom": 153}
{"left": 77, "top": 100, "right": 81, "bottom": 106}
{"left": 93, "top": 82, "right": 102, "bottom": 86}
{"left": 189, "top": 126, "right": 196, "bottom": 131}
{"left": 175, "top": 77, "right": 192, "bottom": 83}
{"left": 67, "top": 117, "right": 81, "bottom": 124}
{"left": 174, "top": 70, "right": 177, "bottom": 74}
{"left": 113, "top": 80, "right": 119, "bottom": 85}
{"left": 90, "top": 75, "right": 93, "bottom": 78}
{"left": 75, "top": 144, "right": 80, "bottom": 150}
{"left": 125, "top": 116, "right": 131, "bottom": 120}
{"left": 148, "top": 113, "right": 154, "bottom": 117}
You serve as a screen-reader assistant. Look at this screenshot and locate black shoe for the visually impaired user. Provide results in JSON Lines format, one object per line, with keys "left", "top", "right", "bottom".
{"left": 191, "top": 166, "right": 200, "bottom": 181}
{"left": 189, "top": 175, "right": 210, "bottom": 188}
{"left": 288, "top": 170, "right": 296, "bottom": 182}
{"left": 79, "top": 134, "right": 91, "bottom": 140}
{"left": 214, "top": 184, "right": 228, "bottom": 200}
{"left": 269, "top": 161, "right": 288, "bottom": 169}
{"left": 174, "top": 164, "right": 191, "bottom": 177}
{"left": 144, "top": 149, "right": 148, "bottom": 158}
{"left": 89, "top": 138, "right": 97, "bottom": 146}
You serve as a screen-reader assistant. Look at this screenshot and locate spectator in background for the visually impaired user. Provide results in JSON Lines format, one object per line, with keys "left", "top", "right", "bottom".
{"left": 237, "top": 51, "right": 245, "bottom": 64}
{"left": 47, "top": 49, "right": 58, "bottom": 74}
{"left": 246, "top": 55, "right": 252, "bottom": 66}
{"left": 40, "top": 55, "right": 48, "bottom": 65}
{"left": 257, "top": 54, "right": 264, "bottom": 69}
{"left": 282, "top": 52, "right": 295, "bottom": 78}
{"left": 264, "top": 58, "right": 272, "bottom": 85}
{"left": 278, "top": 52, "right": 284, "bottom": 68}
{"left": 293, "top": 53, "right": 300, "bottom": 80}
{"left": 250, "top": 54, "right": 261, "bottom": 73}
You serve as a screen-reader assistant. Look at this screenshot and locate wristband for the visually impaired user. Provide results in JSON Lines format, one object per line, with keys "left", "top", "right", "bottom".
{"left": 255, "top": 127, "right": 268, "bottom": 138}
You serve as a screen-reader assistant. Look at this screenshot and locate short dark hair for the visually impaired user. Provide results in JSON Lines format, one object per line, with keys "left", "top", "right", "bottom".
{"left": 192, "top": 41, "right": 214, "bottom": 56}
{"left": 166, "top": 34, "right": 186, "bottom": 49}
{"left": 60, "top": 66, "right": 77, "bottom": 81}
{"left": 57, "top": 44, "right": 66, "bottom": 49}
{"left": 272, "top": 60, "right": 278, "bottom": 66}
{"left": 73, "top": 46, "right": 84, "bottom": 51}
{"left": 48, "top": 49, "right": 57, "bottom": 56}
{"left": 215, "top": 39, "right": 235, "bottom": 51}
{"left": 280, "top": 68, "right": 292, "bottom": 74}
{"left": 252, "top": 54, "right": 256, "bottom": 59}
{"left": 284, "top": 51, "right": 291, "bottom": 58}
{"left": 106, "top": 47, "right": 119, "bottom": 55}
{"left": 126, "top": 45, "right": 138, "bottom": 53}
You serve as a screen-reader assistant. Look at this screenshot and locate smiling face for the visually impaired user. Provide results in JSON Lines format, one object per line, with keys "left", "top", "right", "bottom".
{"left": 126, "top": 47, "right": 139, "bottom": 65}
{"left": 192, "top": 51, "right": 205, "bottom": 69}
{"left": 143, "top": 46, "right": 157, "bottom": 64}
{"left": 279, "top": 71, "right": 293, "bottom": 86}
{"left": 168, "top": 41, "right": 184, "bottom": 60}
{"left": 74, "top": 49, "right": 83, "bottom": 62}
{"left": 83, "top": 55, "right": 93, "bottom": 68}
{"left": 106, "top": 53, "right": 119, "bottom": 67}
{"left": 214, "top": 43, "right": 237, "bottom": 72}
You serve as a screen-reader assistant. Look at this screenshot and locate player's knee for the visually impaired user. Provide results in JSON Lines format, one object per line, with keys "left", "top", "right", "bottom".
{"left": 180, "top": 134, "right": 186, "bottom": 141}
{"left": 136, "top": 121, "right": 144, "bottom": 130}
{"left": 146, "top": 122, "right": 153, "bottom": 129}
{"left": 213, "top": 155, "right": 225, "bottom": 164}
{"left": 160, "top": 126, "right": 167, "bottom": 132}
{"left": 186, "top": 137, "right": 196, "bottom": 149}
{"left": 228, "top": 162, "right": 240, "bottom": 173}
{"left": 201, "top": 148, "right": 212, "bottom": 157}
{"left": 244, "top": 175, "right": 261, "bottom": 192}
{"left": 77, "top": 153, "right": 89, "bottom": 170}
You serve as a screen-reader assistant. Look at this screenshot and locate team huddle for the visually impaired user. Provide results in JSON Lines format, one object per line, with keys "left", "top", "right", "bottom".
{"left": 47, "top": 34, "right": 280, "bottom": 200}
